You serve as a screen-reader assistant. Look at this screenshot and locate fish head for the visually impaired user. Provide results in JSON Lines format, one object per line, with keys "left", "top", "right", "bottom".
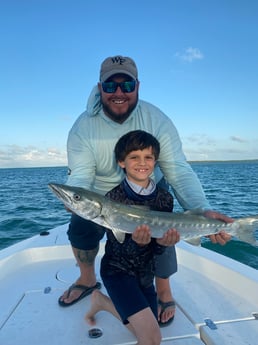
{"left": 48, "top": 183, "right": 102, "bottom": 219}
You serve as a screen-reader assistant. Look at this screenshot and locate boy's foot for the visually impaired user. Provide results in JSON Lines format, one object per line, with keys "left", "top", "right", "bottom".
{"left": 85, "top": 290, "right": 111, "bottom": 325}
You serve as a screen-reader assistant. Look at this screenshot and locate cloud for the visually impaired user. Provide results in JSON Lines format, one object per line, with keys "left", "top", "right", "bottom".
{"left": 175, "top": 47, "right": 204, "bottom": 62}
{"left": 0, "top": 144, "right": 67, "bottom": 168}
{"left": 230, "top": 136, "right": 248, "bottom": 143}
{"left": 185, "top": 134, "right": 216, "bottom": 146}
{"left": 181, "top": 134, "right": 258, "bottom": 161}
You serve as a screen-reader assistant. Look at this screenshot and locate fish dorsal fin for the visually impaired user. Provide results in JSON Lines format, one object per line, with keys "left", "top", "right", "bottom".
{"left": 184, "top": 208, "right": 206, "bottom": 216}
{"left": 127, "top": 204, "right": 150, "bottom": 211}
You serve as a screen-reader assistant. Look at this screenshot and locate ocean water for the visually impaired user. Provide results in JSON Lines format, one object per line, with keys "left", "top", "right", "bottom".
{"left": 0, "top": 162, "right": 257, "bottom": 269}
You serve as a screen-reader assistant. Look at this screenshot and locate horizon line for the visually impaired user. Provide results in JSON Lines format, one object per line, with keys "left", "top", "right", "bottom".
{"left": 0, "top": 158, "right": 258, "bottom": 170}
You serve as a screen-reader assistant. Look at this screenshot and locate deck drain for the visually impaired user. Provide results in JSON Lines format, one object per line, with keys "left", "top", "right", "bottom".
{"left": 88, "top": 328, "right": 103, "bottom": 338}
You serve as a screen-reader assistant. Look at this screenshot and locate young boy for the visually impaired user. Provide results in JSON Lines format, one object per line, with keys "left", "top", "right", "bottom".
{"left": 85, "top": 130, "right": 180, "bottom": 345}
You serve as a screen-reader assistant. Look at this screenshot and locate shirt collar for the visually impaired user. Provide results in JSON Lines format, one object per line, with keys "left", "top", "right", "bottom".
{"left": 125, "top": 177, "right": 156, "bottom": 195}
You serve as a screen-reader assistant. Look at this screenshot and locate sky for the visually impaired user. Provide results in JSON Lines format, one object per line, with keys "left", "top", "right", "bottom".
{"left": 1, "top": 0, "right": 258, "bottom": 168}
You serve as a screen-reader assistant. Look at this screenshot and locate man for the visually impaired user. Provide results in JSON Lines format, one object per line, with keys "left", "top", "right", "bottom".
{"left": 59, "top": 55, "right": 232, "bottom": 326}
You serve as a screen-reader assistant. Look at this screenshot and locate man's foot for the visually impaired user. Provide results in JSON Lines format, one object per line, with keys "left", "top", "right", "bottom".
{"left": 85, "top": 290, "right": 112, "bottom": 325}
{"left": 58, "top": 282, "right": 101, "bottom": 307}
{"left": 155, "top": 277, "right": 176, "bottom": 326}
{"left": 158, "top": 299, "right": 176, "bottom": 327}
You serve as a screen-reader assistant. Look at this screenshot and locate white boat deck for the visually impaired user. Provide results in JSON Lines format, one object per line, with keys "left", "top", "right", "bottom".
{"left": 0, "top": 224, "right": 257, "bottom": 344}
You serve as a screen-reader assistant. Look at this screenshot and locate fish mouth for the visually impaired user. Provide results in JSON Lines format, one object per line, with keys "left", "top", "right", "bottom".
{"left": 48, "top": 183, "right": 71, "bottom": 205}
{"left": 48, "top": 183, "right": 61, "bottom": 197}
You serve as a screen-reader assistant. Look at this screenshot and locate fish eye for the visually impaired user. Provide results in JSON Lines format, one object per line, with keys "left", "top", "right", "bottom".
{"left": 73, "top": 193, "right": 81, "bottom": 201}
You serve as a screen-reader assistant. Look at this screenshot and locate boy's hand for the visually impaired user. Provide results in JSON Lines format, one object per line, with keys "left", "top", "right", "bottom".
{"left": 132, "top": 224, "right": 151, "bottom": 245}
{"left": 156, "top": 228, "right": 180, "bottom": 246}
{"left": 204, "top": 210, "right": 233, "bottom": 245}
{"left": 207, "top": 230, "right": 232, "bottom": 245}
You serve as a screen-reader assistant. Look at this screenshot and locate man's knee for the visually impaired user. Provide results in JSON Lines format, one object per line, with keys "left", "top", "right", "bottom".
{"left": 73, "top": 246, "right": 99, "bottom": 265}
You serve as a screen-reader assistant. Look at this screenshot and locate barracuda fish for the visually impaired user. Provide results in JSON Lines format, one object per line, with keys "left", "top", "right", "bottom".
{"left": 48, "top": 183, "right": 258, "bottom": 246}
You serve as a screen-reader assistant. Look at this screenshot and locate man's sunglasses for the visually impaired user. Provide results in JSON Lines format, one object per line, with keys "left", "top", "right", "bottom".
{"left": 101, "top": 80, "right": 136, "bottom": 93}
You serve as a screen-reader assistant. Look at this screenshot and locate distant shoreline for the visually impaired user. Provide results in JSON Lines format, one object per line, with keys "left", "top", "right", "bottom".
{"left": 189, "top": 159, "right": 258, "bottom": 164}
{"left": 0, "top": 159, "right": 257, "bottom": 170}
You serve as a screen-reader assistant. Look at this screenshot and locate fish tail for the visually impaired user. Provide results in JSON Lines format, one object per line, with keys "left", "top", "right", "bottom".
{"left": 234, "top": 216, "right": 258, "bottom": 246}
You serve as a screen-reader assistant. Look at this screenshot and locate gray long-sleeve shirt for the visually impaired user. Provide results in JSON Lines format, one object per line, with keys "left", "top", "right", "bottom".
{"left": 67, "top": 86, "right": 210, "bottom": 210}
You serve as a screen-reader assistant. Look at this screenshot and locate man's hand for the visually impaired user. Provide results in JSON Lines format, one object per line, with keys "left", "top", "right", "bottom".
{"left": 204, "top": 210, "right": 234, "bottom": 245}
{"left": 156, "top": 228, "right": 180, "bottom": 247}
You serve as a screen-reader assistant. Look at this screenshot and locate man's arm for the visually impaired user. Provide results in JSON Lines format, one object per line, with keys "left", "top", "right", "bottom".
{"left": 66, "top": 113, "right": 96, "bottom": 189}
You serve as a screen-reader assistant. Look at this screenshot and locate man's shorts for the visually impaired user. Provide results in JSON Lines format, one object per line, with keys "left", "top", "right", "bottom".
{"left": 67, "top": 214, "right": 106, "bottom": 250}
{"left": 67, "top": 214, "right": 177, "bottom": 277}
{"left": 154, "top": 245, "right": 177, "bottom": 278}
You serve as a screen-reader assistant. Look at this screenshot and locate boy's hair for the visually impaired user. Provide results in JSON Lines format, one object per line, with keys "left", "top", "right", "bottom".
{"left": 114, "top": 130, "right": 160, "bottom": 162}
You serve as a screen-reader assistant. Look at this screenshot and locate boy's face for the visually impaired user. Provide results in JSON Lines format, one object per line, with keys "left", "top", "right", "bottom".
{"left": 118, "top": 147, "right": 156, "bottom": 188}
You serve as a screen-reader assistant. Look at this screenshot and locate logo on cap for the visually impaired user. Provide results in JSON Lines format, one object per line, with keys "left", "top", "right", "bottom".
{"left": 111, "top": 56, "right": 126, "bottom": 65}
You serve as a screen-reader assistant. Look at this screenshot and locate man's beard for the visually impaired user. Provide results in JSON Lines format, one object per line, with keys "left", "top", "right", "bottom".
{"left": 101, "top": 95, "right": 138, "bottom": 124}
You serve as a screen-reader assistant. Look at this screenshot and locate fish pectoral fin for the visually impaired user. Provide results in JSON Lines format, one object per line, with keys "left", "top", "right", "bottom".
{"left": 102, "top": 218, "right": 126, "bottom": 243}
{"left": 184, "top": 237, "right": 201, "bottom": 246}
{"left": 112, "top": 228, "right": 126, "bottom": 243}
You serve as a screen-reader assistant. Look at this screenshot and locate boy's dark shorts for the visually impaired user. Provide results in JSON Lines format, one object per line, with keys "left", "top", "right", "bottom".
{"left": 67, "top": 214, "right": 177, "bottom": 277}
{"left": 102, "top": 272, "right": 157, "bottom": 324}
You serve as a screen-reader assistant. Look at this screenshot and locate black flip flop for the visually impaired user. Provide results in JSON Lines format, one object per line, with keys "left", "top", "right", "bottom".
{"left": 158, "top": 299, "right": 176, "bottom": 327}
{"left": 58, "top": 282, "right": 101, "bottom": 307}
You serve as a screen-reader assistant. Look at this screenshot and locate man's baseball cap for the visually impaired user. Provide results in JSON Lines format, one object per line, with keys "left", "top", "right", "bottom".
{"left": 100, "top": 55, "right": 138, "bottom": 82}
